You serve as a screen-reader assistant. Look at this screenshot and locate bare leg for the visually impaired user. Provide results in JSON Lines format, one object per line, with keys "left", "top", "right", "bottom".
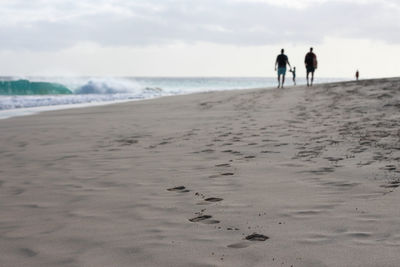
{"left": 306, "top": 72, "right": 310, "bottom": 86}
{"left": 277, "top": 74, "right": 281, "bottom": 88}
{"left": 282, "top": 75, "right": 285, "bottom": 88}
{"left": 311, "top": 71, "right": 314, "bottom": 86}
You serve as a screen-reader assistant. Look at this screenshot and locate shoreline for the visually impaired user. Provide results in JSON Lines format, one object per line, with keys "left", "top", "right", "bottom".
{"left": 0, "top": 88, "right": 268, "bottom": 120}
{"left": 0, "top": 77, "right": 350, "bottom": 120}
{"left": 1, "top": 77, "right": 400, "bottom": 266}
{"left": 0, "top": 98, "right": 139, "bottom": 120}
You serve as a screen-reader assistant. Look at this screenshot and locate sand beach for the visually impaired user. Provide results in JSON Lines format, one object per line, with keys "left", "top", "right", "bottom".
{"left": 1, "top": 78, "right": 400, "bottom": 266}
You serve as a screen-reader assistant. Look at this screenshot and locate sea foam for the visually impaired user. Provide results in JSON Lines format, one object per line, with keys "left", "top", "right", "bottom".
{"left": 0, "top": 76, "right": 346, "bottom": 118}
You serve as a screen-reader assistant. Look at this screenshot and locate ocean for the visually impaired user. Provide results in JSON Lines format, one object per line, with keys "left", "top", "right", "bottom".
{"left": 0, "top": 77, "right": 345, "bottom": 119}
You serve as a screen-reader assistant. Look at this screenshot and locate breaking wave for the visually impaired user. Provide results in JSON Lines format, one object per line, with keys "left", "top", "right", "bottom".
{"left": 0, "top": 77, "right": 166, "bottom": 110}
{"left": 0, "top": 76, "right": 346, "bottom": 113}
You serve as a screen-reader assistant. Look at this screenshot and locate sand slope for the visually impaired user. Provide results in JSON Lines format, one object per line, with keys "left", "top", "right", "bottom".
{"left": 1, "top": 78, "right": 400, "bottom": 266}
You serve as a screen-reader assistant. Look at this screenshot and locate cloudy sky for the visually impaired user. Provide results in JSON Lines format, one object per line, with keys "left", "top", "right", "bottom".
{"left": 0, "top": 0, "right": 399, "bottom": 77}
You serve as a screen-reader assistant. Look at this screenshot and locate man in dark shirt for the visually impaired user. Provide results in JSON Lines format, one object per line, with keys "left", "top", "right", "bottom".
{"left": 305, "top": 47, "right": 317, "bottom": 87}
{"left": 275, "top": 49, "right": 292, "bottom": 88}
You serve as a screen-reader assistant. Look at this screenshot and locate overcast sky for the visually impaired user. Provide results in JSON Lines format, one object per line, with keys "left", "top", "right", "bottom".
{"left": 1, "top": 0, "right": 399, "bottom": 77}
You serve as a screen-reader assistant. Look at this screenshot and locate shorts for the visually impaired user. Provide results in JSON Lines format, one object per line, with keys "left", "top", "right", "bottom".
{"left": 277, "top": 67, "right": 286, "bottom": 76}
{"left": 307, "top": 66, "right": 315, "bottom": 73}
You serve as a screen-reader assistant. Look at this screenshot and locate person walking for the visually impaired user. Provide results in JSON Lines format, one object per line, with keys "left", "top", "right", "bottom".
{"left": 355, "top": 70, "right": 359, "bottom": 81}
{"left": 275, "top": 49, "right": 292, "bottom": 88}
{"left": 289, "top": 66, "right": 296, "bottom": 86}
{"left": 305, "top": 47, "right": 317, "bottom": 87}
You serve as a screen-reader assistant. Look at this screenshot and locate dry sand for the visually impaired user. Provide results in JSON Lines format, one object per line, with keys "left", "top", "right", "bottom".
{"left": 1, "top": 78, "right": 400, "bottom": 266}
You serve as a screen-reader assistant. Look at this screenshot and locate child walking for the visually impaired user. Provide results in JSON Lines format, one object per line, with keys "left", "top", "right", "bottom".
{"left": 289, "top": 67, "right": 296, "bottom": 86}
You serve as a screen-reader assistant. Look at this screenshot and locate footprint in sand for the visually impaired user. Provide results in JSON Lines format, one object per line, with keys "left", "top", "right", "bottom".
{"left": 189, "top": 215, "right": 220, "bottom": 224}
{"left": 221, "top": 172, "right": 234, "bottom": 176}
{"left": 197, "top": 197, "right": 223, "bottom": 205}
{"left": 262, "top": 139, "right": 276, "bottom": 142}
{"left": 209, "top": 172, "right": 234, "bottom": 178}
{"left": 158, "top": 141, "right": 169, "bottom": 145}
{"left": 227, "top": 233, "right": 269, "bottom": 249}
{"left": 245, "top": 233, "right": 269, "bottom": 241}
{"left": 201, "top": 149, "right": 215, "bottom": 153}
{"left": 227, "top": 242, "right": 250, "bottom": 249}
{"left": 204, "top": 197, "right": 223, "bottom": 202}
{"left": 222, "top": 143, "right": 233, "bottom": 146}
{"left": 11, "top": 188, "right": 25, "bottom": 195}
{"left": 261, "top": 150, "right": 280, "bottom": 154}
{"left": 380, "top": 180, "right": 400, "bottom": 189}
{"left": 295, "top": 150, "right": 320, "bottom": 158}
{"left": 301, "top": 167, "right": 335, "bottom": 175}
{"left": 18, "top": 248, "right": 38, "bottom": 258}
{"left": 189, "top": 215, "right": 212, "bottom": 222}
{"left": 215, "top": 163, "right": 231, "bottom": 167}
{"left": 274, "top": 143, "right": 289, "bottom": 147}
{"left": 167, "top": 186, "right": 190, "bottom": 193}
{"left": 219, "top": 132, "right": 232, "bottom": 137}
{"left": 116, "top": 138, "right": 138, "bottom": 146}
{"left": 320, "top": 180, "right": 359, "bottom": 189}
{"left": 381, "top": 165, "right": 397, "bottom": 171}
{"left": 202, "top": 219, "right": 220, "bottom": 224}
{"left": 324, "top": 157, "right": 344, "bottom": 163}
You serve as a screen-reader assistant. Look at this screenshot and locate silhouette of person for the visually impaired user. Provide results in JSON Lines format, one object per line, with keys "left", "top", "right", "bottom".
{"left": 305, "top": 47, "right": 317, "bottom": 87}
{"left": 289, "top": 66, "right": 296, "bottom": 86}
{"left": 356, "top": 70, "right": 359, "bottom": 81}
{"left": 275, "top": 49, "right": 292, "bottom": 88}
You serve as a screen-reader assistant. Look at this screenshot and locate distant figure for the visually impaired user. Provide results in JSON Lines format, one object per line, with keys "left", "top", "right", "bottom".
{"left": 305, "top": 47, "right": 317, "bottom": 87}
{"left": 289, "top": 67, "right": 296, "bottom": 86}
{"left": 275, "top": 49, "right": 292, "bottom": 88}
{"left": 355, "top": 70, "right": 359, "bottom": 81}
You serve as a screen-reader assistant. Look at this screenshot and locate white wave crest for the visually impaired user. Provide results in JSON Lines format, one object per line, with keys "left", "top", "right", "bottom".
{"left": 74, "top": 77, "right": 143, "bottom": 94}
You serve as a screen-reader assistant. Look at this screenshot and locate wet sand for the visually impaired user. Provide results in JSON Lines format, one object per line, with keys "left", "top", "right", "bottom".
{"left": 1, "top": 78, "right": 400, "bottom": 266}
